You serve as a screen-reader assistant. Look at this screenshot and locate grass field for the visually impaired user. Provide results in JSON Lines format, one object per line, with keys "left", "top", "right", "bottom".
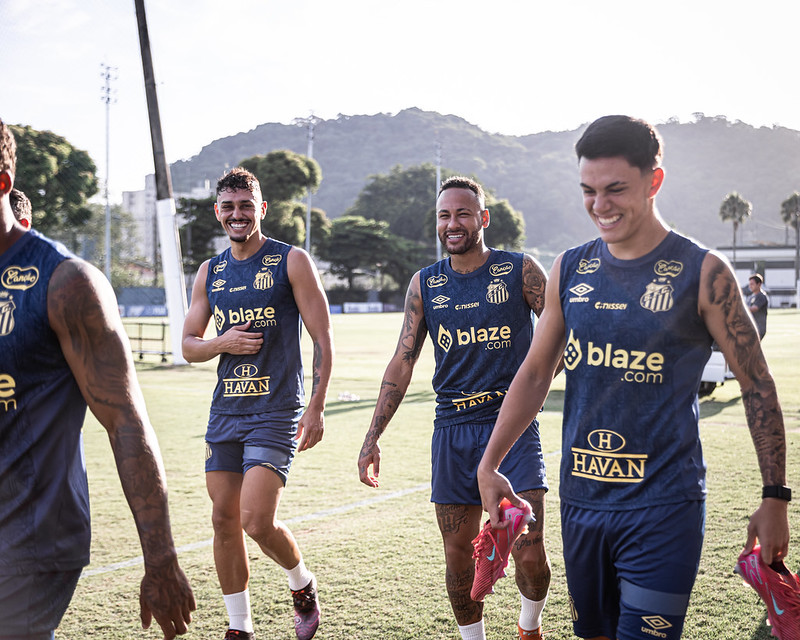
{"left": 58, "top": 309, "right": 800, "bottom": 639}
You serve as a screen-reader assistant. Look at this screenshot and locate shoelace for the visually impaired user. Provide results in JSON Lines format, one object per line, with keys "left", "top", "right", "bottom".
{"left": 292, "top": 585, "right": 317, "bottom": 613}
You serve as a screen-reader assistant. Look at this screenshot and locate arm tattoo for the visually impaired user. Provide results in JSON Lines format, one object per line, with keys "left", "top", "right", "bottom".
{"left": 522, "top": 255, "right": 546, "bottom": 315}
{"left": 706, "top": 262, "right": 786, "bottom": 485}
{"left": 311, "top": 338, "right": 322, "bottom": 397}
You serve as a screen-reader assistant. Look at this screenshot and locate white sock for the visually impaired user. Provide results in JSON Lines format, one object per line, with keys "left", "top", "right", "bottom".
{"left": 283, "top": 558, "right": 314, "bottom": 591}
{"left": 458, "top": 619, "right": 486, "bottom": 640}
{"left": 223, "top": 589, "right": 253, "bottom": 633}
{"left": 519, "top": 593, "right": 547, "bottom": 631}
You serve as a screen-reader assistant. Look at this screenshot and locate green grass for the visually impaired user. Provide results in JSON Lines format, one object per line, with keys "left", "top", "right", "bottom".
{"left": 58, "top": 310, "right": 800, "bottom": 639}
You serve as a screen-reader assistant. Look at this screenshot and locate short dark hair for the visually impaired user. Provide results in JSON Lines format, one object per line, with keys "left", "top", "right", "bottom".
{"left": 0, "top": 118, "right": 16, "bottom": 175}
{"left": 438, "top": 176, "right": 485, "bottom": 210}
{"left": 10, "top": 188, "right": 31, "bottom": 223}
{"left": 575, "top": 115, "right": 663, "bottom": 172}
{"left": 749, "top": 273, "right": 763, "bottom": 284}
{"left": 216, "top": 167, "right": 262, "bottom": 201}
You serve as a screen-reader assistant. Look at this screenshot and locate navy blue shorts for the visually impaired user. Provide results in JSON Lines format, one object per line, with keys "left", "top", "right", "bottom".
{"left": 561, "top": 500, "right": 705, "bottom": 640}
{"left": 0, "top": 569, "right": 81, "bottom": 639}
{"left": 430, "top": 419, "right": 547, "bottom": 504}
{"left": 205, "top": 408, "right": 303, "bottom": 485}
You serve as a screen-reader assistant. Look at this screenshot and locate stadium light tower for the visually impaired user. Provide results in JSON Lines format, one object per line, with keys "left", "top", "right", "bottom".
{"left": 435, "top": 137, "right": 442, "bottom": 261}
{"left": 100, "top": 63, "right": 117, "bottom": 282}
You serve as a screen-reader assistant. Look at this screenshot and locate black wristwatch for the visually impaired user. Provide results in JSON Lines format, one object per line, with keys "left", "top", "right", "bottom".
{"left": 762, "top": 485, "right": 792, "bottom": 502}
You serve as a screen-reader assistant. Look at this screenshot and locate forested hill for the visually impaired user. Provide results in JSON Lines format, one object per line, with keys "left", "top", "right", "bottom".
{"left": 170, "top": 108, "right": 800, "bottom": 255}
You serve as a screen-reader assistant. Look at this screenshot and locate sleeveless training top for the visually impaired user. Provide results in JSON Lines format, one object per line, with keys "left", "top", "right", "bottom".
{"left": 558, "top": 231, "right": 712, "bottom": 510}
{"left": 206, "top": 238, "right": 304, "bottom": 415}
{"left": 0, "top": 230, "right": 91, "bottom": 573}
{"left": 420, "top": 250, "right": 533, "bottom": 427}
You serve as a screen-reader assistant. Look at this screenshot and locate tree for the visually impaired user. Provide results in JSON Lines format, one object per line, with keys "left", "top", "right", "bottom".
{"left": 239, "top": 150, "right": 325, "bottom": 248}
{"left": 177, "top": 197, "right": 226, "bottom": 273}
{"left": 317, "top": 216, "right": 395, "bottom": 291}
{"left": 240, "top": 150, "right": 321, "bottom": 204}
{"left": 9, "top": 124, "right": 98, "bottom": 235}
{"left": 484, "top": 198, "right": 525, "bottom": 250}
{"left": 780, "top": 192, "right": 800, "bottom": 287}
{"left": 346, "top": 163, "right": 526, "bottom": 258}
{"left": 719, "top": 192, "right": 752, "bottom": 268}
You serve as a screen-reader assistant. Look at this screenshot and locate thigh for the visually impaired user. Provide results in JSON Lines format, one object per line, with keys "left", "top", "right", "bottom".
{"left": 240, "top": 464, "right": 285, "bottom": 524}
{"left": 561, "top": 503, "right": 619, "bottom": 639}
{"left": 614, "top": 501, "right": 705, "bottom": 640}
{"left": 0, "top": 570, "right": 81, "bottom": 639}
{"left": 435, "top": 503, "right": 483, "bottom": 551}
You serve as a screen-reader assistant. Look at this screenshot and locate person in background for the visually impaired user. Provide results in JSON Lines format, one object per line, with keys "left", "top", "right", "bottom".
{"left": 746, "top": 273, "right": 768, "bottom": 339}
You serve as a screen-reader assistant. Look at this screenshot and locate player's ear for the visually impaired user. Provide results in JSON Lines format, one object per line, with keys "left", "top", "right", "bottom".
{"left": 482, "top": 209, "right": 490, "bottom": 229}
{"left": 0, "top": 170, "right": 12, "bottom": 195}
{"left": 649, "top": 167, "right": 665, "bottom": 197}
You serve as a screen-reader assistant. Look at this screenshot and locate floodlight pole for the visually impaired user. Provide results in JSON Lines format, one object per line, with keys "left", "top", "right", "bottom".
{"left": 134, "top": 0, "right": 188, "bottom": 365}
{"left": 100, "top": 63, "right": 116, "bottom": 282}
{"left": 435, "top": 137, "right": 442, "bottom": 261}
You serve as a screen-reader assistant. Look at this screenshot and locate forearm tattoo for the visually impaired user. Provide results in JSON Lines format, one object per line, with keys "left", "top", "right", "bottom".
{"left": 706, "top": 262, "right": 786, "bottom": 484}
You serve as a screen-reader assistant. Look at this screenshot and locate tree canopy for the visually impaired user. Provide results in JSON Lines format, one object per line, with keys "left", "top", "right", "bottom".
{"left": 9, "top": 124, "right": 98, "bottom": 234}
{"left": 240, "top": 149, "right": 321, "bottom": 203}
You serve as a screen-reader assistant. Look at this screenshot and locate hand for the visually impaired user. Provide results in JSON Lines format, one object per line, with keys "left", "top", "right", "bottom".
{"left": 358, "top": 440, "right": 381, "bottom": 488}
{"left": 295, "top": 408, "right": 324, "bottom": 451}
{"left": 221, "top": 321, "right": 263, "bottom": 355}
{"left": 744, "top": 498, "right": 790, "bottom": 564}
{"left": 140, "top": 560, "right": 195, "bottom": 639}
{"left": 477, "top": 465, "right": 530, "bottom": 529}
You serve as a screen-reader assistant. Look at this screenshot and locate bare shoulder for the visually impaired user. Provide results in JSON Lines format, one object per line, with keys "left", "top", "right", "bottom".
{"left": 48, "top": 258, "right": 117, "bottom": 334}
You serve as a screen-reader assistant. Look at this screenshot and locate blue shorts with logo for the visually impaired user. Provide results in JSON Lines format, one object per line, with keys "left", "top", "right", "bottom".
{"left": 431, "top": 418, "right": 547, "bottom": 504}
{"left": 205, "top": 408, "right": 303, "bottom": 485}
{"left": 562, "top": 500, "right": 705, "bottom": 640}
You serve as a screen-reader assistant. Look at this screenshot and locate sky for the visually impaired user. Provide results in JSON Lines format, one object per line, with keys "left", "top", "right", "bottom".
{"left": 2, "top": 0, "right": 799, "bottom": 203}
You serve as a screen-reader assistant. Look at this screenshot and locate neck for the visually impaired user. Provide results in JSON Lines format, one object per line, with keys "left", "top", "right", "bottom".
{"left": 449, "top": 244, "right": 491, "bottom": 274}
{"left": 230, "top": 232, "right": 266, "bottom": 261}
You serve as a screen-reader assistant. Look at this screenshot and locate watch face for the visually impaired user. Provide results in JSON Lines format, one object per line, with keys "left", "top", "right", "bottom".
{"left": 763, "top": 486, "right": 791, "bottom": 501}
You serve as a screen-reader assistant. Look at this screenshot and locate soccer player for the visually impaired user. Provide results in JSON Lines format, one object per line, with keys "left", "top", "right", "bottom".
{"left": 182, "top": 167, "right": 333, "bottom": 640}
{"left": 478, "top": 115, "right": 790, "bottom": 639}
{"left": 9, "top": 187, "right": 31, "bottom": 228}
{"left": 746, "top": 273, "right": 769, "bottom": 339}
{"left": 0, "top": 120, "right": 195, "bottom": 638}
{"left": 358, "top": 176, "right": 551, "bottom": 640}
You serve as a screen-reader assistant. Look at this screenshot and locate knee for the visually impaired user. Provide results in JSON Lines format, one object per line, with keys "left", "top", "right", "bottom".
{"left": 241, "top": 513, "right": 279, "bottom": 545}
{"left": 514, "top": 545, "right": 550, "bottom": 580}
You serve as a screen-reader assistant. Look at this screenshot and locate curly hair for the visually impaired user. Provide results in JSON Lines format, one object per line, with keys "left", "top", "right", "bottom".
{"left": 0, "top": 118, "right": 16, "bottom": 175}
{"left": 216, "top": 167, "right": 262, "bottom": 201}
{"left": 10, "top": 188, "right": 32, "bottom": 223}
{"left": 438, "top": 175, "right": 486, "bottom": 210}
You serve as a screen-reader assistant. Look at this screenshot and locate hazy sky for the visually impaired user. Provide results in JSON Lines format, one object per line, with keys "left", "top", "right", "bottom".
{"left": 2, "top": 0, "right": 798, "bottom": 201}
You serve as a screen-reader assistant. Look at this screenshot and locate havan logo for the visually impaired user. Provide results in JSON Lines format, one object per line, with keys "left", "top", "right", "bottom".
{"left": 222, "top": 363, "right": 270, "bottom": 398}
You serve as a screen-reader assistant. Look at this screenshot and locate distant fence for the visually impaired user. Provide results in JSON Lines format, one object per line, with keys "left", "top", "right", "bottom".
{"left": 123, "top": 319, "right": 169, "bottom": 362}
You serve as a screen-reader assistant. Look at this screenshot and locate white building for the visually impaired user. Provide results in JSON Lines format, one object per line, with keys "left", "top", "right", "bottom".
{"left": 717, "top": 244, "right": 800, "bottom": 308}
{"left": 121, "top": 174, "right": 216, "bottom": 269}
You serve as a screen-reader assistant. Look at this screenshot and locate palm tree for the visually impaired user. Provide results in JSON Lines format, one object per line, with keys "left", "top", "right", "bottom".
{"left": 780, "top": 192, "right": 800, "bottom": 289}
{"left": 719, "top": 192, "right": 752, "bottom": 268}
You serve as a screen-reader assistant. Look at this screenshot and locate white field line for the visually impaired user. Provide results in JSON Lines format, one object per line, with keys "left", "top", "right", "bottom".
{"left": 81, "top": 448, "right": 562, "bottom": 579}
{"left": 80, "top": 483, "right": 431, "bottom": 578}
